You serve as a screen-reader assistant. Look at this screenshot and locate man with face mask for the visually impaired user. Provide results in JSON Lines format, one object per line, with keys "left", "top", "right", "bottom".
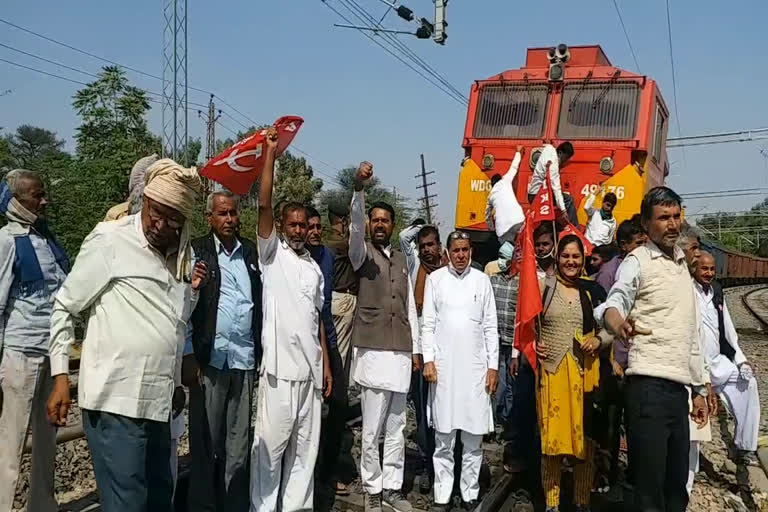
{"left": 488, "top": 245, "right": 519, "bottom": 426}
{"left": 421, "top": 231, "right": 499, "bottom": 511}
{"left": 349, "top": 162, "right": 420, "bottom": 512}
{"left": 503, "top": 223, "right": 555, "bottom": 478}
{"left": 250, "top": 129, "right": 332, "bottom": 512}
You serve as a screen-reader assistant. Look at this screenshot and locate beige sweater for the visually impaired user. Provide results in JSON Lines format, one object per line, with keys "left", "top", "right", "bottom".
{"left": 625, "top": 245, "right": 707, "bottom": 386}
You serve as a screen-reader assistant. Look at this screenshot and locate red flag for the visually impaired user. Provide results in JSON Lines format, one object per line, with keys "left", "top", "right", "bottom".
{"left": 513, "top": 214, "right": 542, "bottom": 372}
{"left": 531, "top": 173, "right": 556, "bottom": 224}
{"left": 559, "top": 223, "right": 594, "bottom": 256}
{"left": 200, "top": 116, "right": 304, "bottom": 195}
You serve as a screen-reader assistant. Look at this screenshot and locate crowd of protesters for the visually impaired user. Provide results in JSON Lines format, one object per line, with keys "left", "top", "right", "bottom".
{"left": 0, "top": 131, "right": 761, "bottom": 512}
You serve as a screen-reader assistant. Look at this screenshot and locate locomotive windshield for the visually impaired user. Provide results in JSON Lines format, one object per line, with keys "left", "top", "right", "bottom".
{"left": 472, "top": 83, "right": 548, "bottom": 138}
{"left": 557, "top": 82, "right": 639, "bottom": 139}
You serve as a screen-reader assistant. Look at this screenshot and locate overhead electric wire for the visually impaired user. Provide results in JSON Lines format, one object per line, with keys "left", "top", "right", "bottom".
{"left": 665, "top": 0, "right": 683, "bottom": 136}
{"left": 610, "top": 0, "right": 641, "bottom": 73}
{"left": 0, "top": 17, "right": 380, "bottom": 190}
{"left": 320, "top": 0, "right": 466, "bottom": 106}
{"left": 340, "top": 0, "right": 467, "bottom": 102}
{"left": 337, "top": 0, "right": 468, "bottom": 104}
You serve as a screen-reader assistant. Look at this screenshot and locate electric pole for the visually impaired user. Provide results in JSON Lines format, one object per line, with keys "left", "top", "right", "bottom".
{"left": 197, "top": 94, "right": 221, "bottom": 193}
{"left": 415, "top": 154, "right": 438, "bottom": 224}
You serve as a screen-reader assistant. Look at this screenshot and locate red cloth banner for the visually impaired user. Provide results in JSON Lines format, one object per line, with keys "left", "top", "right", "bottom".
{"left": 559, "top": 223, "right": 594, "bottom": 256}
{"left": 513, "top": 214, "right": 542, "bottom": 373}
{"left": 200, "top": 116, "right": 304, "bottom": 195}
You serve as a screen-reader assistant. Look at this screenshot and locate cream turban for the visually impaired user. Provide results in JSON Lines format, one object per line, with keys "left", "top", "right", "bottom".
{"left": 142, "top": 158, "right": 203, "bottom": 281}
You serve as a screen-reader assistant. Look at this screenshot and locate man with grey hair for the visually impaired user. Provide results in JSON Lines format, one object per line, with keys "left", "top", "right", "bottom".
{"left": 104, "top": 154, "right": 159, "bottom": 221}
{"left": 0, "top": 169, "right": 68, "bottom": 512}
{"left": 183, "top": 189, "right": 262, "bottom": 511}
{"left": 676, "top": 222, "right": 702, "bottom": 275}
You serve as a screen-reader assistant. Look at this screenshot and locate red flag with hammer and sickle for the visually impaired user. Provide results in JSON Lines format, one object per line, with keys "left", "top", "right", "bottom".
{"left": 200, "top": 116, "right": 304, "bottom": 195}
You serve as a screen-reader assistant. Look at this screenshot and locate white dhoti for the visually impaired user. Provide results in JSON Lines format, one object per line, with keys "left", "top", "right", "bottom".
{"left": 359, "top": 386, "right": 407, "bottom": 495}
{"left": 433, "top": 430, "right": 483, "bottom": 504}
{"left": 331, "top": 291, "right": 357, "bottom": 366}
{"left": 170, "top": 409, "right": 185, "bottom": 499}
{"left": 686, "top": 386, "right": 711, "bottom": 494}
{"left": 0, "top": 351, "right": 57, "bottom": 512}
{"left": 250, "top": 373, "right": 321, "bottom": 512}
{"left": 718, "top": 371, "right": 760, "bottom": 452}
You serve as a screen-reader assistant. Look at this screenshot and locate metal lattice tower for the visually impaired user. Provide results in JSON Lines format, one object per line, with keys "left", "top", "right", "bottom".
{"left": 162, "top": 0, "right": 188, "bottom": 164}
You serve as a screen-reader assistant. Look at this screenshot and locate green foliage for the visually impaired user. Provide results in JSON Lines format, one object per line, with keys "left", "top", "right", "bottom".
{"left": 318, "top": 167, "right": 413, "bottom": 245}
{"left": 273, "top": 151, "right": 323, "bottom": 207}
{"left": 73, "top": 66, "right": 160, "bottom": 161}
{"left": 697, "top": 198, "right": 768, "bottom": 256}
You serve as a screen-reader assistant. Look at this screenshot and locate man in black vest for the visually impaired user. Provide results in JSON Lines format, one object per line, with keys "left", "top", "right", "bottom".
{"left": 689, "top": 251, "right": 760, "bottom": 489}
{"left": 183, "top": 190, "right": 262, "bottom": 512}
{"left": 349, "top": 162, "right": 420, "bottom": 512}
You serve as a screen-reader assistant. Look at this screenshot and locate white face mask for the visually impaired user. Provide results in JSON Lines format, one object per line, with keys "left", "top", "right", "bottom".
{"left": 498, "top": 257, "right": 511, "bottom": 272}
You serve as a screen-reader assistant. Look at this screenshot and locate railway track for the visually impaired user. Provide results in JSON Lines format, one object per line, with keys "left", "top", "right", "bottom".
{"left": 743, "top": 286, "right": 768, "bottom": 330}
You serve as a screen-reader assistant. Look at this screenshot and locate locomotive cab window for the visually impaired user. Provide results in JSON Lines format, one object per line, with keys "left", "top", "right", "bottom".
{"left": 557, "top": 82, "right": 639, "bottom": 139}
{"left": 473, "top": 83, "right": 548, "bottom": 139}
{"left": 652, "top": 104, "right": 667, "bottom": 163}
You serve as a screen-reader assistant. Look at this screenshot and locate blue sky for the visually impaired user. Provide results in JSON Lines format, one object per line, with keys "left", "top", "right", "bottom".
{"left": 2, "top": 1, "right": 767, "bottom": 232}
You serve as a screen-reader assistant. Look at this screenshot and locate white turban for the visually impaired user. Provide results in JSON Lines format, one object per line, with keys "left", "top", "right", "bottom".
{"left": 143, "top": 158, "right": 203, "bottom": 280}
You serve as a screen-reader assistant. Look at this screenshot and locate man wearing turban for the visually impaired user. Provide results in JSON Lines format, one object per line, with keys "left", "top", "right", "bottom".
{"left": 46, "top": 158, "right": 207, "bottom": 512}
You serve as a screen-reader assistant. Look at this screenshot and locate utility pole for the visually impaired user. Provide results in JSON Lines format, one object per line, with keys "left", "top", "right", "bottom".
{"left": 198, "top": 94, "right": 221, "bottom": 193}
{"left": 415, "top": 154, "right": 438, "bottom": 224}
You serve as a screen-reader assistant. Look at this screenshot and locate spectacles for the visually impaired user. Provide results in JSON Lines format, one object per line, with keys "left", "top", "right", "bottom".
{"left": 147, "top": 202, "right": 184, "bottom": 230}
{"left": 447, "top": 231, "right": 470, "bottom": 241}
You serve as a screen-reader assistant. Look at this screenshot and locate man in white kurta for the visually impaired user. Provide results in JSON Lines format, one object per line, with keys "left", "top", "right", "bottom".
{"left": 421, "top": 232, "right": 499, "bottom": 509}
{"left": 250, "top": 128, "right": 330, "bottom": 512}
{"left": 349, "top": 162, "right": 420, "bottom": 512}
{"left": 692, "top": 253, "right": 760, "bottom": 464}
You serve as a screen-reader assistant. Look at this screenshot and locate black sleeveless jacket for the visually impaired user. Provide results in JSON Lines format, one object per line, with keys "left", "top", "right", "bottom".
{"left": 189, "top": 232, "right": 263, "bottom": 367}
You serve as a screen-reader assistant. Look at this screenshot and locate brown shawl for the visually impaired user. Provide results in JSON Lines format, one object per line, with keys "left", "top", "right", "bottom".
{"left": 415, "top": 253, "right": 449, "bottom": 315}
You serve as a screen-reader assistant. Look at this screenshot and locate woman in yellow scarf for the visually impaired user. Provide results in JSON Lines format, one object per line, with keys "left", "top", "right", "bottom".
{"left": 535, "top": 233, "right": 611, "bottom": 512}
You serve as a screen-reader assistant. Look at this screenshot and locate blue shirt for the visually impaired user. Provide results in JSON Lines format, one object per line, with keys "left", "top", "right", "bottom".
{"left": 0, "top": 225, "right": 67, "bottom": 356}
{"left": 309, "top": 245, "right": 338, "bottom": 350}
{"left": 185, "top": 236, "right": 255, "bottom": 370}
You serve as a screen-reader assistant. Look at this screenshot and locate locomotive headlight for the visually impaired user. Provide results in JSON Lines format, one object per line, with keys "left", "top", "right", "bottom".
{"left": 600, "top": 157, "right": 614, "bottom": 174}
{"left": 530, "top": 148, "right": 543, "bottom": 169}
{"left": 482, "top": 153, "right": 495, "bottom": 170}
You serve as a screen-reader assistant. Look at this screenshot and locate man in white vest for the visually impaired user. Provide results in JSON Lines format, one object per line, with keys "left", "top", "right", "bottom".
{"left": 600, "top": 187, "right": 709, "bottom": 512}
{"left": 421, "top": 231, "right": 498, "bottom": 510}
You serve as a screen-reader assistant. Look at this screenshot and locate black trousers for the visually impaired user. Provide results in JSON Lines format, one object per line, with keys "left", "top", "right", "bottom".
{"left": 625, "top": 376, "right": 690, "bottom": 512}
{"left": 411, "top": 368, "right": 435, "bottom": 474}
{"left": 503, "top": 356, "right": 540, "bottom": 471}
{"left": 316, "top": 346, "right": 348, "bottom": 485}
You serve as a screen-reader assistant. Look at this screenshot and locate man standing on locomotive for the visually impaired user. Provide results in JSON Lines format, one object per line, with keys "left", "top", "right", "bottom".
{"left": 527, "top": 142, "right": 576, "bottom": 224}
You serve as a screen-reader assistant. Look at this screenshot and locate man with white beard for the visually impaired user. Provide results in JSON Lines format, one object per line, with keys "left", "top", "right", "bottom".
{"left": 420, "top": 231, "right": 499, "bottom": 510}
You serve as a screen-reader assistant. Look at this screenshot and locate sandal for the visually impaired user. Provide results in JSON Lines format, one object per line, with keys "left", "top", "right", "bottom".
{"left": 335, "top": 482, "right": 350, "bottom": 496}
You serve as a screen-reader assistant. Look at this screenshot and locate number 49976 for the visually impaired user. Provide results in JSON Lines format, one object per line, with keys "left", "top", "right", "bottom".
{"left": 580, "top": 184, "right": 625, "bottom": 200}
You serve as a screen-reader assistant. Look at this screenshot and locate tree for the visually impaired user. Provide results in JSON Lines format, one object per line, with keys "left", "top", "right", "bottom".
{"left": 318, "top": 166, "right": 413, "bottom": 244}
{"left": 273, "top": 151, "right": 323, "bottom": 207}
{"left": 72, "top": 65, "right": 160, "bottom": 161}
{"left": 6, "top": 125, "right": 66, "bottom": 168}
{"left": 697, "top": 197, "right": 768, "bottom": 256}
{"left": 42, "top": 67, "right": 162, "bottom": 256}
